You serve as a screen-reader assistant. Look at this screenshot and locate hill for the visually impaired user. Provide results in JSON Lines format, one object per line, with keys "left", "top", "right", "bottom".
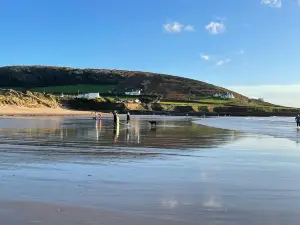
{"left": 0, "top": 65, "right": 247, "bottom": 101}
{"left": 0, "top": 65, "right": 299, "bottom": 116}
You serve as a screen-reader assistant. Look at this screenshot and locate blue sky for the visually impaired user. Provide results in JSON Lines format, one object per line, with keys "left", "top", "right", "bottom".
{"left": 1, "top": 0, "right": 300, "bottom": 106}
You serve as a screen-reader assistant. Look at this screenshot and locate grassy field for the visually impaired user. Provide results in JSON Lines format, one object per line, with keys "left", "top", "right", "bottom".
{"left": 32, "top": 84, "right": 116, "bottom": 94}
{"left": 1, "top": 87, "right": 25, "bottom": 91}
{"left": 194, "top": 96, "right": 238, "bottom": 104}
{"left": 160, "top": 100, "right": 229, "bottom": 107}
{"left": 159, "top": 100, "right": 291, "bottom": 109}
{"left": 1, "top": 84, "right": 116, "bottom": 94}
{"left": 160, "top": 101, "right": 213, "bottom": 107}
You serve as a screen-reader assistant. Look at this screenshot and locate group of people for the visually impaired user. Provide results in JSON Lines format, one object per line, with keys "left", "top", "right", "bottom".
{"left": 94, "top": 111, "right": 131, "bottom": 126}
{"left": 112, "top": 111, "right": 131, "bottom": 126}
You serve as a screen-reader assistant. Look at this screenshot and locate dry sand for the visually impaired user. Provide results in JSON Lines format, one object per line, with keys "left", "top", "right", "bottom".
{"left": 0, "top": 200, "right": 191, "bottom": 225}
{"left": 0, "top": 106, "right": 110, "bottom": 117}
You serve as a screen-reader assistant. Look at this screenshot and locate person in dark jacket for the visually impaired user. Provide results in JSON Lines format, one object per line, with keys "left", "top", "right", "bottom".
{"left": 113, "top": 111, "right": 118, "bottom": 126}
{"left": 127, "top": 112, "right": 131, "bottom": 125}
{"left": 295, "top": 114, "right": 300, "bottom": 128}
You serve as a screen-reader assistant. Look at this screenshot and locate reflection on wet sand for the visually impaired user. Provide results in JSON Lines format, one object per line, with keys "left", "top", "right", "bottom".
{"left": 113, "top": 123, "right": 120, "bottom": 144}
{"left": 0, "top": 118, "right": 241, "bottom": 154}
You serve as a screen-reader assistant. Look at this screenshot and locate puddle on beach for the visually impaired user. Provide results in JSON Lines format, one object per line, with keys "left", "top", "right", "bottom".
{"left": 1, "top": 116, "right": 300, "bottom": 225}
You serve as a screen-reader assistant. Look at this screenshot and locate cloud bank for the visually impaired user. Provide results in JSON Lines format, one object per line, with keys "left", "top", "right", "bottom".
{"left": 228, "top": 84, "right": 300, "bottom": 107}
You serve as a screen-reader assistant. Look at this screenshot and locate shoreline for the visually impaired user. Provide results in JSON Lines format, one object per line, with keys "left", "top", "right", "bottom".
{"left": 0, "top": 106, "right": 112, "bottom": 117}
{"left": 0, "top": 106, "right": 297, "bottom": 118}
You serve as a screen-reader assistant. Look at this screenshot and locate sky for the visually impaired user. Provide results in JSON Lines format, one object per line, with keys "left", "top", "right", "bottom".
{"left": 0, "top": 0, "right": 300, "bottom": 106}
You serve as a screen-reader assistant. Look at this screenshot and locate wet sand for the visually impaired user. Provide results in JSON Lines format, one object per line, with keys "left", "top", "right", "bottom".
{"left": 1, "top": 117, "right": 300, "bottom": 224}
{"left": 1, "top": 200, "right": 299, "bottom": 225}
{"left": 0, "top": 200, "right": 192, "bottom": 225}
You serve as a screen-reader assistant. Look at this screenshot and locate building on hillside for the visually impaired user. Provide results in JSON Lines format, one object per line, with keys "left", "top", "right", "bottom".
{"left": 213, "top": 92, "right": 235, "bottom": 99}
{"left": 125, "top": 89, "right": 141, "bottom": 96}
{"left": 76, "top": 93, "right": 100, "bottom": 99}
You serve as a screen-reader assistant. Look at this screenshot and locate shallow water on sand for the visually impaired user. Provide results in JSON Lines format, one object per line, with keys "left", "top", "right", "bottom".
{"left": 1, "top": 116, "right": 300, "bottom": 225}
{"left": 195, "top": 116, "right": 300, "bottom": 142}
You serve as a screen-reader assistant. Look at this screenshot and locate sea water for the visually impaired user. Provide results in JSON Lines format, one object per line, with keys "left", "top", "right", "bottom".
{"left": 194, "top": 116, "right": 300, "bottom": 142}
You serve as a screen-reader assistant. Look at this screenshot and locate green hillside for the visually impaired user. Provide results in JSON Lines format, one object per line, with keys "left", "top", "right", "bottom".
{"left": 0, "top": 65, "right": 291, "bottom": 110}
{"left": 0, "top": 65, "right": 247, "bottom": 100}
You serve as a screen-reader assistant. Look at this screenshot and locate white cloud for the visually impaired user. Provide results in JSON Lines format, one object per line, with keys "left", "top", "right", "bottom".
{"left": 164, "top": 22, "right": 195, "bottom": 33}
{"left": 261, "top": 0, "right": 282, "bottom": 8}
{"left": 216, "top": 58, "right": 231, "bottom": 66}
{"left": 184, "top": 24, "right": 195, "bottom": 32}
{"left": 205, "top": 21, "right": 226, "bottom": 35}
{"left": 164, "top": 22, "right": 183, "bottom": 33}
{"left": 200, "top": 54, "right": 210, "bottom": 61}
{"left": 228, "top": 84, "right": 300, "bottom": 107}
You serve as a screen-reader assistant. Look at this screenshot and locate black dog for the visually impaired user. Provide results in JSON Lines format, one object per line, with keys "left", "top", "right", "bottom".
{"left": 149, "top": 121, "right": 157, "bottom": 126}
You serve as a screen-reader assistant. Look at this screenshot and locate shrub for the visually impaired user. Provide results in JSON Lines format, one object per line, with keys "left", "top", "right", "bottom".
{"left": 94, "top": 97, "right": 106, "bottom": 103}
{"left": 105, "top": 97, "right": 116, "bottom": 103}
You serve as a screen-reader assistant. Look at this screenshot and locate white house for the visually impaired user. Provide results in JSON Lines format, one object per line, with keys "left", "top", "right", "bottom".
{"left": 125, "top": 89, "right": 141, "bottom": 96}
{"left": 76, "top": 93, "right": 100, "bottom": 99}
{"left": 213, "top": 92, "right": 234, "bottom": 99}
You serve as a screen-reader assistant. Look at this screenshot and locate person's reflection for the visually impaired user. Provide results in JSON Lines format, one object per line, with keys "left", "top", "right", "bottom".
{"left": 98, "top": 119, "right": 102, "bottom": 131}
{"left": 95, "top": 119, "right": 103, "bottom": 141}
{"left": 126, "top": 127, "right": 129, "bottom": 143}
{"left": 149, "top": 126, "right": 157, "bottom": 132}
{"left": 60, "top": 128, "right": 63, "bottom": 141}
{"left": 113, "top": 123, "right": 120, "bottom": 144}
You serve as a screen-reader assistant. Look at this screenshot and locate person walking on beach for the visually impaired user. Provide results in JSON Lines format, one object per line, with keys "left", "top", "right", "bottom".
{"left": 127, "top": 112, "right": 131, "bottom": 125}
{"left": 113, "top": 111, "right": 117, "bottom": 125}
{"left": 295, "top": 114, "right": 300, "bottom": 128}
{"left": 98, "top": 112, "right": 102, "bottom": 120}
{"left": 113, "top": 111, "right": 119, "bottom": 126}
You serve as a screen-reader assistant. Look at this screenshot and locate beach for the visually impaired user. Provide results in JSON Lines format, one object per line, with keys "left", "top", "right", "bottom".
{"left": 0, "top": 106, "right": 110, "bottom": 116}
{"left": 0, "top": 116, "right": 300, "bottom": 225}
